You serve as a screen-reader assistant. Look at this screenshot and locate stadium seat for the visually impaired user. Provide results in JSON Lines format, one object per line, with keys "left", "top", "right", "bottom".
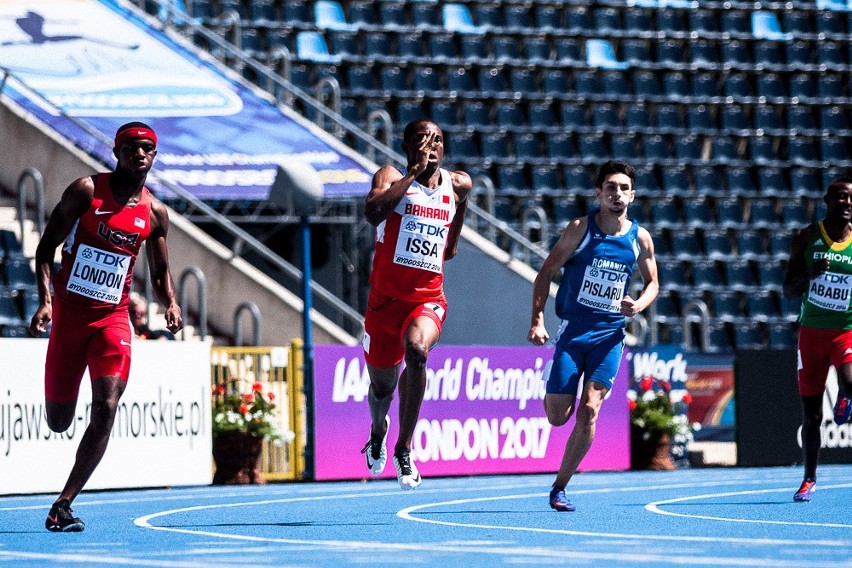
{"left": 498, "top": 165, "right": 528, "bottom": 194}
{"left": 722, "top": 40, "right": 751, "bottom": 67}
{"left": 0, "top": 295, "right": 23, "bottom": 328}
{"left": 789, "top": 167, "right": 821, "bottom": 196}
{"left": 752, "top": 41, "right": 785, "bottom": 66}
{"left": 662, "top": 166, "right": 689, "bottom": 193}
{"left": 819, "top": 74, "right": 845, "bottom": 98}
{"left": 713, "top": 139, "right": 741, "bottom": 164}
{"left": 601, "top": 71, "right": 630, "bottom": 96}
{"left": 595, "top": 7, "right": 622, "bottom": 32}
{"left": 411, "top": 2, "right": 438, "bottom": 28}
{"left": 768, "top": 233, "right": 792, "bottom": 261}
{"left": 747, "top": 290, "right": 779, "bottom": 321}
{"left": 314, "top": 0, "right": 356, "bottom": 31}
{"left": 448, "top": 132, "right": 478, "bottom": 162}
{"left": 757, "top": 166, "right": 790, "bottom": 195}
{"left": 565, "top": 6, "right": 594, "bottom": 33}
{"left": 430, "top": 101, "right": 458, "bottom": 128}
{"left": 817, "top": 42, "right": 846, "bottom": 67}
{"left": 632, "top": 70, "right": 661, "bottom": 98}
{"left": 625, "top": 103, "right": 652, "bottom": 130}
{"left": 295, "top": 31, "right": 341, "bottom": 63}
{"left": 611, "top": 134, "right": 638, "bottom": 160}
{"left": 348, "top": 2, "right": 377, "bottom": 27}
{"left": 413, "top": 66, "right": 441, "bottom": 92}
{"left": 592, "top": 103, "right": 620, "bottom": 129}
{"left": 789, "top": 73, "right": 817, "bottom": 99}
{"left": 749, "top": 137, "right": 778, "bottom": 165}
{"left": 513, "top": 133, "right": 541, "bottom": 161}
{"left": 428, "top": 34, "right": 457, "bottom": 61}
{"left": 377, "top": 2, "right": 407, "bottom": 27}
{"left": 723, "top": 73, "right": 753, "bottom": 98}
{"left": 721, "top": 10, "right": 751, "bottom": 35}
{"left": 768, "top": 323, "right": 797, "bottom": 349}
{"left": 504, "top": 5, "right": 532, "bottom": 30}
{"left": 496, "top": 102, "right": 525, "bottom": 129}
{"left": 643, "top": 134, "right": 670, "bottom": 162}
{"left": 787, "top": 106, "right": 816, "bottom": 133}
{"left": 493, "top": 36, "right": 521, "bottom": 62}
{"left": 821, "top": 138, "right": 850, "bottom": 163}
{"left": 710, "top": 289, "right": 742, "bottom": 321}
{"left": 658, "top": 260, "right": 690, "bottom": 288}
{"left": 529, "top": 103, "right": 556, "bottom": 129}
{"left": 634, "top": 165, "right": 661, "bottom": 193}
{"left": 379, "top": 65, "right": 408, "bottom": 93}
{"left": 735, "top": 229, "right": 767, "bottom": 258}
{"left": 574, "top": 70, "right": 600, "bottom": 97}
{"left": 756, "top": 74, "right": 785, "bottom": 100}
{"left": 3, "top": 257, "right": 35, "bottom": 290}
{"left": 664, "top": 72, "right": 690, "bottom": 99}
{"left": 788, "top": 137, "right": 819, "bottom": 166}
{"left": 345, "top": 65, "right": 376, "bottom": 95}
{"left": 748, "top": 199, "right": 778, "bottom": 228}
{"left": 559, "top": 103, "right": 586, "bottom": 129}
{"left": 691, "top": 259, "right": 724, "bottom": 288}
{"left": 586, "top": 39, "right": 629, "bottom": 70}
{"left": 531, "top": 166, "right": 560, "bottom": 195}
{"left": 653, "top": 289, "right": 680, "bottom": 322}
{"left": 534, "top": 4, "right": 560, "bottom": 31}
{"left": 691, "top": 72, "right": 720, "bottom": 98}
{"left": 396, "top": 100, "right": 424, "bottom": 125}
{"left": 525, "top": 37, "right": 551, "bottom": 63}
{"left": 442, "top": 3, "right": 485, "bottom": 34}
{"left": 780, "top": 200, "right": 811, "bottom": 227}
{"left": 754, "top": 106, "right": 781, "bottom": 131}
{"left": 477, "top": 67, "right": 508, "bottom": 95}
{"left": 657, "top": 9, "right": 688, "bottom": 33}
{"left": 724, "top": 258, "right": 758, "bottom": 289}
{"left": 563, "top": 165, "right": 591, "bottom": 191}
{"left": 694, "top": 166, "right": 723, "bottom": 196}
{"left": 702, "top": 228, "right": 732, "bottom": 258}
{"left": 684, "top": 197, "right": 714, "bottom": 227}
{"left": 446, "top": 67, "right": 475, "bottom": 93}
{"left": 673, "top": 233, "right": 705, "bottom": 260}
{"left": 481, "top": 132, "right": 510, "bottom": 160}
{"left": 751, "top": 11, "right": 793, "bottom": 40}
{"left": 657, "top": 39, "right": 685, "bottom": 65}
{"left": 734, "top": 323, "right": 766, "bottom": 349}
{"left": 553, "top": 200, "right": 585, "bottom": 223}
{"left": 716, "top": 196, "right": 745, "bottom": 227}
{"left": 675, "top": 135, "right": 702, "bottom": 161}
{"left": 554, "top": 38, "right": 582, "bottom": 63}
{"left": 780, "top": 295, "right": 801, "bottom": 322}
{"left": 578, "top": 133, "right": 607, "bottom": 160}
{"left": 548, "top": 133, "right": 578, "bottom": 160}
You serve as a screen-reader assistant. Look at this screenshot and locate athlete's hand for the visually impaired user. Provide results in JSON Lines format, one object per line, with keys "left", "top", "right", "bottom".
{"left": 28, "top": 304, "right": 52, "bottom": 337}
{"left": 409, "top": 131, "right": 436, "bottom": 176}
{"left": 528, "top": 323, "right": 549, "bottom": 346}
{"left": 809, "top": 258, "right": 830, "bottom": 280}
{"left": 164, "top": 303, "right": 183, "bottom": 334}
{"left": 620, "top": 296, "right": 641, "bottom": 317}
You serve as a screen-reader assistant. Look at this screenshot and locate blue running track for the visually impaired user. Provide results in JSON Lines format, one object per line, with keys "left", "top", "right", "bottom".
{"left": 1, "top": 464, "right": 850, "bottom": 567}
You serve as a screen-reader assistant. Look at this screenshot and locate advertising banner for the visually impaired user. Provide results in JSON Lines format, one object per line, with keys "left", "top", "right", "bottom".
{"left": 0, "top": 339, "right": 212, "bottom": 495}
{"left": 313, "top": 345, "right": 630, "bottom": 481}
{"left": 0, "top": 0, "right": 373, "bottom": 199}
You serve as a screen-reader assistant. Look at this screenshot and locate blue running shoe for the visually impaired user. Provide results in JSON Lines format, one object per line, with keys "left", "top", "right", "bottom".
{"left": 834, "top": 396, "right": 852, "bottom": 425}
{"left": 549, "top": 486, "right": 575, "bottom": 512}
{"left": 793, "top": 478, "right": 816, "bottom": 502}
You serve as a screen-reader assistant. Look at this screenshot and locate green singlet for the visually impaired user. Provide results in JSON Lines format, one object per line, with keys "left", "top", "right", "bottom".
{"left": 800, "top": 221, "right": 852, "bottom": 330}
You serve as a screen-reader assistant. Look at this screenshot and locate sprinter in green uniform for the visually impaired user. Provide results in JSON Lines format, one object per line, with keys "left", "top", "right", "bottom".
{"left": 783, "top": 176, "right": 852, "bottom": 502}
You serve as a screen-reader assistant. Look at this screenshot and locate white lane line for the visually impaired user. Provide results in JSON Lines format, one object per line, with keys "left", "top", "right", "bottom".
{"left": 645, "top": 482, "right": 852, "bottom": 528}
{"left": 0, "top": 550, "right": 250, "bottom": 567}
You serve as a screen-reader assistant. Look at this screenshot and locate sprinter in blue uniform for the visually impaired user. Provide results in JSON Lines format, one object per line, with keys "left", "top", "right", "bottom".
{"left": 528, "top": 160, "right": 659, "bottom": 512}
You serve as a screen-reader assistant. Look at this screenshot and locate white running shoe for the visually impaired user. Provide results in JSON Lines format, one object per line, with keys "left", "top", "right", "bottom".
{"left": 393, "top": 450, "right": 422, "bottom": 490}
{"left": 361, "top": 416, "right": 389, "bottom": 476}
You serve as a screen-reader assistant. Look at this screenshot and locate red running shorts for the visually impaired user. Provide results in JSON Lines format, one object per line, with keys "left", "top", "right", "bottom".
{"left": 44, "top": 296, "right": 133, "bottom": 403}
{"left": 797, "top": 326, "right": 852, "bottom": 397}
{"left": 362, "top": 290, "right": 447, "bottom": 368}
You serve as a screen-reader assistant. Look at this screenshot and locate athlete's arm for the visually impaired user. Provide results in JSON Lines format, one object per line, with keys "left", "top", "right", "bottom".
{"left": 146, "top": 197, "right": 183, "bottom": 334}
{"left": 783, "top": 225, "right": 825, "bottom": 299}
{"left": 443, "top": 170, "right": 473, "bottom": 261}
{"left": 621, "top": 226, "right": 659, "bottom": 317}
{"left": 528, "top": 216, "right": 587, "bottom": 346}
{"left": 28, "top": 176, "right": 95, "bottom": 336}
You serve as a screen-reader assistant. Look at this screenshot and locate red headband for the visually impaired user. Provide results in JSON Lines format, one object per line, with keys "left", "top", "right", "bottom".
{"left": 114, "top": 126, "right": 157, "bottom": 149}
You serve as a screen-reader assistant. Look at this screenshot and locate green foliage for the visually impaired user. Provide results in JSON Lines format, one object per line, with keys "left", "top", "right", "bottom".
{"left": 212, "top": 379, "right": 283, "bottom": 442}
{"left": 630, "top": 391, "right": 677, "bottom": 437}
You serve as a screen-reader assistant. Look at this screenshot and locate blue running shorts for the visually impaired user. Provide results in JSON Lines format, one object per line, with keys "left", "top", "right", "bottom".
{"left": 546, "top": 327, "right": 625, "bottom": 394}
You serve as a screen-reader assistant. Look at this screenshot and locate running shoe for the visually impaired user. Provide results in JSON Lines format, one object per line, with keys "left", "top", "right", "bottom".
{"left": 361, "top": 416, "right": 390, "bottom": 476}
{"left": 45, "top": 500, "right": 85, "bottom": 532}
{"left": 393, "top": 450, "right": 422, "bottom": 490}
{"left": 549, "top": 486, "right": 575, "bottom": 512}
{"left": 793, "top": 478, "right": 816, "bottom": 502}
{"left": 833, "top": 396, "right": 852, "bottom": 425}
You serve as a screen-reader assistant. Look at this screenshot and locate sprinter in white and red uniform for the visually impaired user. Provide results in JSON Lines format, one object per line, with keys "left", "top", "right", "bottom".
{"left": 28, "top": 122, "right": 182, "bottom": 532}
{"left": 361, "top": 119, "right": 472, "bottom": 489}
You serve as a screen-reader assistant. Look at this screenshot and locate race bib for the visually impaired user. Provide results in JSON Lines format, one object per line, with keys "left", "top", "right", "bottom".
{"left": 393, "top": 214, "right": 446, "bottom": 273}
{"left": 807, "top": 271, "right": 852, "bottom": 312}
{"left": 577, "top": 265, "right": 627, "bottom": 312}
{"left": 66, "top": 244, "right": 130, "bottom": 304}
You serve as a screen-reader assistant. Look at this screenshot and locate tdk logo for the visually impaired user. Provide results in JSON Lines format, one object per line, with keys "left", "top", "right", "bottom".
{"left": 823, "top": 273, "right": 850, "bottom": 284}
{"left": 407, "top": 221, "right": 446, "bottom": 238}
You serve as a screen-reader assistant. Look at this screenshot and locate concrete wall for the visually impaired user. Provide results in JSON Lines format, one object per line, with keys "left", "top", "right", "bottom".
{"left": 0, "top": 97, "right": 356, "bottom": 346}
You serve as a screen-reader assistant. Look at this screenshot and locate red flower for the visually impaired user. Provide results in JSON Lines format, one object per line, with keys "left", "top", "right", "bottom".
{"left": 639, "top": 376, "right": 653, "bottom": 391}
{"left": 239, "top": 403, "right": 250, "bottom": 414}
{"left": 252, "top": 382, "right": 263, "bottom": 392}
{"left": 243, "top": 394, "right": 254, "bottom": 403}
{"left": 659, "top": 380, "right": 672, "bottom": 392}
{"left": 267, "top": 392, "right": 276, "bottom": 401}
{"left": 682, "top": 393, "right": 693, "bottom": 404}
{"left": 628, "top": 399, "right": 637, "bottom": 411}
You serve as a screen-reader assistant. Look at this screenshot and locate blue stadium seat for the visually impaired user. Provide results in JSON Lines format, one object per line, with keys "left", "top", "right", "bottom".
{"left": 661, "top": 167, "right": 689, "bottom": 194}
{"left": 396, "top": 100, "right": 424, "bottom": 125}
{"left": 690, "top": 9, "right": 719, "bottom": 34}
{"left": 595, "top": 7, "right": 622, "bottom": 32}
{"left": 785, "top": 40, "right": 813, "bottom": 66}
{"left": 713, "top": 139, "right": 741, "bottom": 164}
{"left": 563, "top": 165, "right": 591, "bottom": 191}
{"left": 789, "top": 167, "right": 821, "bottom": 196}
{"left": 379, "top": 65, "right": 408, "bottom": 93}
{"left": 565, "top": 6, "right": 593, "bottom": 33}
{"left": 754, "top": 106, "right": 781, "bottom": 132}
{"left": 664, "top": 72, "right": 690, "bottom": 99}
{"left": 498, "top": 165, "right": 528, "bottom": 194}
{"left": 657, "top": 8, "right": 688, "bottom": 33}
{"left": 789, "top": 73, "right": 817, "bottom": 99}
{"left": 474, "top": 4, "right": 502, "bottom": 28}
{"left": 413, "top": 66, "right": 441, "bottom": 92}
{"left": 314, "top": 0, "right": 356, "bottom": 31}
{"left": 768, "top": 322, "right": 797, "bottom": 349}
{"left": 477, "top": 67, "right": 508, "bottom": 95}
{"left": 622, "top": 39, "right": 652, "bottom": 65}
{"left": 653, "top": 289, "right": 680, "bottom": 322}
{"left": 559, "top": 103, "right": 586, "bottom": 129}
{"left": 758, "top": 166, "right": 790, "bottom": 195}
{"left": 691, "top": 72, "right": 720, "bottom": 98}
{"left": 691, "top": 40, "right": 719, "bottom": 67}
{"left": 756, "top": 74, "right": 785, "bottom": 100}
{"left": 448, "top": 132, "right": 478, "bottom": 162}
{"left": 749, "top": 137, "right": 778, "bottom": 165}
{"left": 493, "top": 36, "right": 521, "bottom": 62}
{"left": 525, "top": 37, "right": 551, "bottom": 63}
{"left": 547, "top": 133, "right": 578, "bottom": 160}
{"left": 658, "top": 261, "right": 690, "bottom": 288}
{"left": 632, "top": 70, "right": 661, "bottom": 98}
{"left": 724, "top": 73, "right": 753, "bottom": 98}
{"left": 295, "top": 31, "right": 341, "bottom": 63}
{"left": 715, "top": 196, "right": 744, "bottom": 227}
{"left": 643, "top": 134, "right": 670, "bottom": 162}
{"left": 513, "top": 133, "right": 541, "bottom": 161}
{"left": 753, "top": 40, "right": 785, "bottom": 66}
{"left": 543, "top": 69, "right": 571, "bottom": 94}
{"left": 578, "top": 133, "right": 607, "bottom": 159}
{"left": 553, "top": 200, "right": 585, "bottom": 223}
{"left": 430, "top": 101, "right": 458, "bottom": 128}
{"left": 751, "top": 11, "right": 793, "bottom": 40}
{"left": 748, "top": 199, "right": 778, "bottom": 227}
{"left": 3, "top": 257, "right": 35, "bottom": 289}
{"left": 783, "top": 11, "right": 812, "bottom": 35}
{"left": 398, "top": 35, "right": 426, "bottom": 59}
{"left": 634, "top": 165, "right": 661, "bottom": 193}
{"left": 780, "top": 295, "right": 801, "bottom": 322}
{"left": 481, "top": 132, "right": 510, "bottom": 160}
{"left": 504, "top": 5, "right": 532, "bottom": 30}
{"left": 710, "top": 289, "right": 743, "bottom": 321}
{"left": 458, "top": 34, "right": 488, "bottom": 60}
{"left": 531, "top": 166, "right": 560, "bottom": 194}
{"left": 574, "top": 70, "right": 600, "bottom": 97}
{"left": 721, "top": 10, "right": 751, "bottom": 34}
{"left": 625, "top": 8, "right": 653, "bottom": 33}
{"left": 655, "top": 104, "right": 683, "bottom": 131}
{"left": 675, "top": 135, "right": 702, "bottom": 161}
{"left": 820, "top": 106, "right": 850, "bottom": 131}
{"left": 446, "top": 67, "right": 475, "bottom": 93}
{"left": 694, "top": 166, "right": 723, "bottom": 196}
{"left": 442, "top": 3, "right": 485, "bottom": 34}
{"left": 656, "top": 39, "right": 685, "bottom": 65}
{"left": 787, "top": 106, "right": 816, "bottom": 132}
{"left": 780, "top": 200, "right": 811, "bottom": 227}
{"left": 691, "top": 259, "right": 724, "bottom": 288}
{"left": 625, "top": 104, "right": 651, "bottom": 130}
{"left": 817, "top": 42, "right": 846, "bottom": 67}
{"left": 378, "top": 2, "right": 407, "bottom": 27}
{"left": 724, "top": 258, "right": 758, "bottom": 290}
{"left": 411, "top": 2, "right": 438, "bottom": 28}
{"left": 496, "top": 102, "right": 525, "bottom": 129}
{"left": 768, "top": 233, "right": 792, "bottom": 261}
{"left": 349, "top": 2, "right": 377, "bottom": 26}
{"left": 345, "top": 65, "right": 376, "bottom": 95}
{"left": 650, "top": 197, "right": 681, "bottom": 228}
{"left": 747, "top": 290, "right": 779, "bottom": 321}
{"left": 734, "top": 322, "right": 766, "bottom": 350}
{"left": 529, "top": 103, "right": 556, "bottom": 129}
{"left": 735, "top": 229, "right": 767, "bottom": 258}
{"left": 555, "top": 38, "right": 582, "bottom": 63}
{"left": 760, "top": 258, "right": 786, "bottom": 287}
{"left": 819, "top": 74, "right": 845, "bottom": 98}
{"left": 821, "top": 138, "right": 850, "bottom": 163}
{"left": 586, "top": 39, "right": 629, "bottom": 70}
{"left": 611, "top": 134, "right": 638, "bottom": 160}
{"left": 683, "top": 196, "right": 714, "bottom": 227}
{"left": 592, "top": 103, "right": 620, "bottom": 129}
{"left": 428, "top": 34, "right": 457, "bottom": 61}
{"left": 534, "top": 4, "right": 560, "bottom": 31}
{"left": 788, "top": 137, "right": 819, "bottom": 166}
{"left": 702, "top": 228, "right": 732, "bottom": 258}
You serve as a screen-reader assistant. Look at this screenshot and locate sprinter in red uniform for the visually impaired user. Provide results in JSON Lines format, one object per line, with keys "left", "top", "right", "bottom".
{"left": 361, "top": 119, "right": 472, "bottom": 489}
{"left": 29, "top": 122, "right": 182, "bottom": 532}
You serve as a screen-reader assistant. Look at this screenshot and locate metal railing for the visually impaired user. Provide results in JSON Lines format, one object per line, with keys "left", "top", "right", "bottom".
{"left": 16, "top": 168, "right": 45, "bottom": 251}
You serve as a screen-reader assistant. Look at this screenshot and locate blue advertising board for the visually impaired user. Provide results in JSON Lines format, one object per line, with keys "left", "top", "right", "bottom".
{"left": 0, "top": 0, "right": 373, "bottom": 200}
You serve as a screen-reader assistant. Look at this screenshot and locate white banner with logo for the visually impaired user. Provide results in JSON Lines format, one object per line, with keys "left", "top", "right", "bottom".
{"left": 0, "top": 339, "right": 212, "bottom": 495}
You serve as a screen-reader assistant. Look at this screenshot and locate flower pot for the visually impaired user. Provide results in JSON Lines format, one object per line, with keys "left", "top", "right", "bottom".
{"left": 630, "top": 426, "right": 676, "bottom": 471}
{"left": 212, "top": 431, "right": 266, "bottom": 485}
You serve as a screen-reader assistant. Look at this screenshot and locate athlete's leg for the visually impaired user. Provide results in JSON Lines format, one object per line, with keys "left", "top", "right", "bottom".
{"left": 394, "top": 315, "right": 440, "bottom": 454}
{"left": 45, "top": 401, "right": 77, "bottom": 432}
{"left": 55, "top": 375, "right": 126, "bottom": 504}
{"left": 553, "top": 381, "right": 609, "bottom": 489}
{"left": 366, "top": 364, "right": 399, "bottom": 439}
{"left": 544, "top": 393, "right": 577, "bottom": 426}
{"left": 800, "top": 393, "right": 823, "bottom": 480}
